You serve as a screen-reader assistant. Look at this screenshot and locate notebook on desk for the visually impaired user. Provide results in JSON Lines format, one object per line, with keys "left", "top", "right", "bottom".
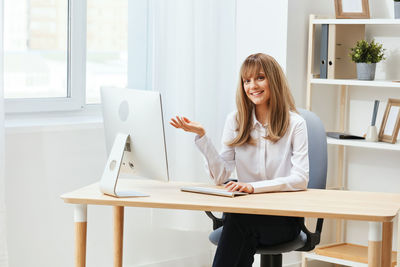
{"left": 180, "top": 186, "right": 248, "bottom": 197}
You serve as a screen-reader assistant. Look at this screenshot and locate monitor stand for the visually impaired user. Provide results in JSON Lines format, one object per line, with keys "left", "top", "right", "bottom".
{"left": 99, "top": 133, "right": 149, "bottom": 197}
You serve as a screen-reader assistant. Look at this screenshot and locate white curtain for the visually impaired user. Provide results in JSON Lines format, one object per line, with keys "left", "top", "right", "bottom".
{"left": 0, "top": 89, "right": 7, "bottom": 267}
{"left": 0, "top": 0, "right": 9, "bottom": 265}
{"left": 150, "top": 0, "right": 237, "bottom": 229}
{"left": 152, "top": 0, "right": 236, "bottom": 182}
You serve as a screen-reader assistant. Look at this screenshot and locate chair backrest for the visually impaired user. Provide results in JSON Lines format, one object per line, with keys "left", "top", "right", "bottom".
{"left": 298, "top": 109, "right": 327, "bottom": 190}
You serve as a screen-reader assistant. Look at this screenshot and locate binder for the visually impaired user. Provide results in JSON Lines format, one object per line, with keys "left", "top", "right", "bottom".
{"left": 320, "top": 24, "right": 329, "bottom": 79}
{"left": 327, "top": 24, "right": 365, "bottom": 79}
{"left": 327, "top": 24, "right": 336, "bottom": 79}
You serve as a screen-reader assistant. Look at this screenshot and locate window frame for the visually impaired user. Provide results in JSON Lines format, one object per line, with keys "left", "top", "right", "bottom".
{"left": 4, "top": 0, "right": 86, "bottom": 113}
{"left": 4, "top": 0, "right": 152, "bottom": 114}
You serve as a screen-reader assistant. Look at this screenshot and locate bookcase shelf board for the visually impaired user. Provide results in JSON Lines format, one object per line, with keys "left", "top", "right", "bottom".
{"left": 311, "top": 79, "right": 400, "bottom": 88}
{"left": 314, "top": 243, "right": 397, "bottom": 267}
{"left": 305, "top": 252, "right": 368, "bottom": 267}
{"left": 306, "top": 242, "right": 397, "bottom": 266}
{"left": 327, "top": 137, "right": 400, "bottom": 151}
{"left": 313, "top": 19, "right": 400, "bottom": 25}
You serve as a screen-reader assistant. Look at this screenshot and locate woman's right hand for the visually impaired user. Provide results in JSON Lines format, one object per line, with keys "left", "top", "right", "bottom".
{"left": 170, "top": 116, "right": 206, "bottom": 137}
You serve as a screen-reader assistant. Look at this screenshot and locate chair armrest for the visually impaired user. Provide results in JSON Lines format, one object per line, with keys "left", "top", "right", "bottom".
{"left": 296, "top": 218, "right": 324, "bottom": 252}
{"left": 315, "top": 218, "right": 323, "bottom": 234}
{"left": 205, "top": 211, "right": 224, "bottom": 230}
{"left": 204, "top": 179, "right": 237, "bottom": 230}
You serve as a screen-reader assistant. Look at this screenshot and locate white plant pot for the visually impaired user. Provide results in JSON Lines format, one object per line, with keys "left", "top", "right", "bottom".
{"left": 356, "top": 63, "right": 376, "bottom": 80}
{"left": 366, "top": 125, "right": 378, "bottom": 142}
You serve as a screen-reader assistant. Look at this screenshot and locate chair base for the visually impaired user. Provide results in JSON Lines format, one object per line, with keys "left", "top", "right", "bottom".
{"left": 260, "top": 254, "right": 282, "bottom": 267}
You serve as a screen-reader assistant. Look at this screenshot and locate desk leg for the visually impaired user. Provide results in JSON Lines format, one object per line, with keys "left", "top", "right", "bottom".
{"left": 74, "top": 204, "right": 87, "bottom": 267}
{"left": 397, "top": 214, "right": 400, "bottom": 267}
{"left": 369, "top": 222, "right": 383, "bottom": 267}
{"left": 114, "top": 206, "right": 124, "bottom": 267}
{"left": 301, "top": 252, "right": 307, "bottom": 267}
{"left": 381, "top": 221, "right": 393, "bottom": 267}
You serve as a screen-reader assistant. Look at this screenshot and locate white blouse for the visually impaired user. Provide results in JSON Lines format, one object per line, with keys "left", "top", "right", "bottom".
{"left": 195, "top": 110, "right": 309, "bottom": 193}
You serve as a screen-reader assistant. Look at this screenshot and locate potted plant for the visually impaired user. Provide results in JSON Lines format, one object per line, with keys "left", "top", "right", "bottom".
{"left": 395, "top": 0, "right": 400, "bottom": 19}
{"left": 349, "top": 39, "right": 385, "bottom": 80}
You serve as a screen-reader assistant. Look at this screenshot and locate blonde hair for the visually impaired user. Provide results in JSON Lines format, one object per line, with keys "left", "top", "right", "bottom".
{"left": 226, "top": 53, "right": 297, "bottom": 146}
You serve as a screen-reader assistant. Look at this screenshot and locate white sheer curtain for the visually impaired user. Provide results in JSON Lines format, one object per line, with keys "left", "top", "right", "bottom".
{"left": 0, "top": 86, "right": 7, "bottom": 267}
{"left": 152, "top": 0, "right": 236, "bottom": 182}
{"left": 0, "top": 0, "right": 9, "bottom": 265}
{"left": 149, "top": 0, "right": 237, "bottom": 230}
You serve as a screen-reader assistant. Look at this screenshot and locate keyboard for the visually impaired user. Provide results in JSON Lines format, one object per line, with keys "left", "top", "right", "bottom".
{"left": 180, "top": 186, "right": 248, "bottom": 197}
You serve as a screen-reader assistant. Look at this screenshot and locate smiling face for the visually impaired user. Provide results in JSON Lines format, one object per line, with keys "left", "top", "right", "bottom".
{"left": 242, "top": 71, "right": 270, "bottom": 107}
{"left": 232, "top": 53, "right": 296, "bottom": 146}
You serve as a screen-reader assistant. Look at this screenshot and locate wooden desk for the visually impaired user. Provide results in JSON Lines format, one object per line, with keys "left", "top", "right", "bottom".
{"left": 61, "top": 179, "right": 400, "bottom": 267}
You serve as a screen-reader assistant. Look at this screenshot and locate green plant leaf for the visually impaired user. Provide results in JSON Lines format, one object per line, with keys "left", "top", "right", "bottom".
{"left": 349, "top": 39, "right": 386, "bottom": 63}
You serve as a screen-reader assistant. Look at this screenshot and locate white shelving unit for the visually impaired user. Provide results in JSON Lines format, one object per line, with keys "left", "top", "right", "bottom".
{"left": 311, "top": 78, "right": 400, "bottom": 88}
{"left": 313, "top": 19, "right": 400, "bottom": 25}
{"left": 303, "top": 15, "right": 400, "bottom": 267}
{"left": 305, "top": 251, "right": 368, "bottom": 267}
{"left": 327, "top": 137, "right": 400, "bottom": 151}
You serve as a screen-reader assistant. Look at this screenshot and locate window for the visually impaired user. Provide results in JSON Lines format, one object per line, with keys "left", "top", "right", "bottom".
{"left": 4, "top": 0, "right": 141, "bottom": 113}
{"left": 4, "top": 0, "right": 68, "bottom": 99}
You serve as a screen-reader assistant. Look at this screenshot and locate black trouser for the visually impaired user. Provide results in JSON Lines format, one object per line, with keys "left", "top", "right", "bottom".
{"left": 212, "top": 213, "right": 301, "bottom": 267}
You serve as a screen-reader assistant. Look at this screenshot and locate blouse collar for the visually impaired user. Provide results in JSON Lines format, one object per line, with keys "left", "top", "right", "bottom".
{"left": 251, "top": 109, "right": 268, "bottom": 129}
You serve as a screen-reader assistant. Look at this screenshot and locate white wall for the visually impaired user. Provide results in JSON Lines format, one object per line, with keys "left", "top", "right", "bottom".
{"left": 5, "top": 125, "right": 107, "bottom": 267}
{"left": 5, "top": 125, "right": 212, "bottom": 267}
{"left": 286, "top": 0, "right": 334, "bottom": 109}
{"left": 236, "top": 0, "right": 288, "bottom": 71}
{"left": 0, "top": 0, "right": 8, "bottom": 264}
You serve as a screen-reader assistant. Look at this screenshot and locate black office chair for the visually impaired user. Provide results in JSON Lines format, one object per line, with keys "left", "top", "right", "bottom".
{"left": 205, "top": 109, "right": 327, "bottom": 267}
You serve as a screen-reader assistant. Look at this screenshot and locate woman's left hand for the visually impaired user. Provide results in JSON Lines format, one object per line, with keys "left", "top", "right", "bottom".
{"left": 224, "top": 181, "right": 254, "bottom": 193}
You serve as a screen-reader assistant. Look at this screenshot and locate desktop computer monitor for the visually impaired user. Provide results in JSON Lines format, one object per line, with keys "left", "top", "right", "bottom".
{"left": 99, "top": 87, "right": 170, "bottom": 197}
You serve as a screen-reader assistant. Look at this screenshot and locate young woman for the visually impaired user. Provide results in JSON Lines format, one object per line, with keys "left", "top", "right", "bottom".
{"left": 170, "top": 53, "right": 309, "bottom": 267}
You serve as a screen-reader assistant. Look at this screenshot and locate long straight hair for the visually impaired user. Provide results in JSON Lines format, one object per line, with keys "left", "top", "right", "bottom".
{"left": 226, "top": 53, "right": 297, "bottom": 146}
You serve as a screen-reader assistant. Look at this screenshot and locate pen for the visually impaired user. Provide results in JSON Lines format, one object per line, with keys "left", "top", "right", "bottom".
{"left": 371, "top": 100, "right": 379, "bottom": 126}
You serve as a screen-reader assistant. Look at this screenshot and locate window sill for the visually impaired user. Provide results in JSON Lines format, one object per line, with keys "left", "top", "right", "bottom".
{"left": 5, "top": 105, "right": 103, "bottom": 134}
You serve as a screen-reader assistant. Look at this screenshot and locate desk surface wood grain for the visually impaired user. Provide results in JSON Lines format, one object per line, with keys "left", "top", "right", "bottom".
{"left": 61, "top": 179, "right": 400, "bottom": 222}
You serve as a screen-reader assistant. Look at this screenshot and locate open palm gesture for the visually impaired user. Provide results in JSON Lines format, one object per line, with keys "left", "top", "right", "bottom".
{"left": 170, "top": 116, "right": 205, "bottom": 137}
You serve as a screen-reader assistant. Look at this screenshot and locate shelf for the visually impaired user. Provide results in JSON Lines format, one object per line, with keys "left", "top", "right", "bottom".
{"left": 327, "top": 137, "right": 400, "bottom": 151}
{"left": 311, "top": 243, "right": 397, "bottom": 267}
{"left": 305, "top": 252, "right": 367, "bottom": 267}
{"left": 313, "top": 19, "right": 400, "bottom": 25}
{"left": 311, "top": 78, "right": 400, "bottom": 88}
{"left": 307, "top": 14, "right": 400, "bottom": 267}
